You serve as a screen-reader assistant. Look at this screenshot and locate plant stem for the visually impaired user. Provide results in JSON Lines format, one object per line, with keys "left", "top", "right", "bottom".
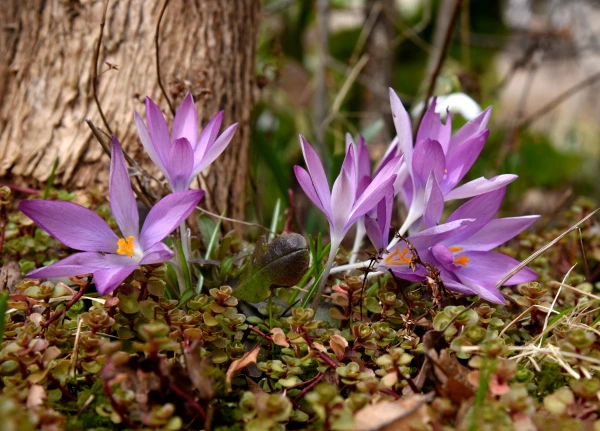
{"left": 308, "top": 241, "right": 340, "bottom": 310}
{"left": 348, "top": 221, "right": 365, "bottom": 265}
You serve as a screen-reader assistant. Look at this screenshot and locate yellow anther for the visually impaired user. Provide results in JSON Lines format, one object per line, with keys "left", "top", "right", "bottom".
{"left": 454, "top": 254, "right": 470, "bottom": 267}
{"left": 384, "top": 247, "right": 412, "bottom": 266}
{"left": 448, "top": 246, "right": 463, "bottom": 253}
{"left": 116, "top": 236, "right": 135, "bottom": 258}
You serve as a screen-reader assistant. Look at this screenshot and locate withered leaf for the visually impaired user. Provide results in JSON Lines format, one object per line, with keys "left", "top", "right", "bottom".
{"left": 225, "top": 345, "right": 260, "bottom": 390}
{"left": 354, "top": 393, "right": 434, "bottom": 431}
{"left": 232, "top": 233, "right": 309, "bottom": 303}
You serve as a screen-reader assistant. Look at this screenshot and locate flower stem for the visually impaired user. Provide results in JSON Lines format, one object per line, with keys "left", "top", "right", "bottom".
{"left": 305, "top": 241, "right": 340, "bottom": 310}
{"left": 329, "top": 261, "right": 369, "bottom": 274}
{"left": 348, "top": 221, "right": 365, "bottom": 265}
{"left": 175, "top": 238, "right": 192, "bottom": 294}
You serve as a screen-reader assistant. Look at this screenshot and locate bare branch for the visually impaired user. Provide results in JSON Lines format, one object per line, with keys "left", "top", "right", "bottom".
{"left": 156, "top": 0, "right": 175, "bottom": 116}
{"left": 91, "top": 0, "right": 113, "bottom": 136}
{"left": 414, "top": 0, "right": 463, "bottom": 137}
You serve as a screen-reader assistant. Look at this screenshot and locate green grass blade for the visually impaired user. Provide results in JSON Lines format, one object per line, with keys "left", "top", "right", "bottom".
{"left": 268, "top": 198, "right": 281, "bottom": 242}
{"left": 43, "top": 156, "right": 60, "bottom": 199}
{"left": 0, "top": 291, "right": 9, "bottom": 346}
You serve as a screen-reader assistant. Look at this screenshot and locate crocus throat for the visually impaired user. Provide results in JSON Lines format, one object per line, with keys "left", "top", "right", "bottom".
{"left": 116, "top": 236, "right": 135, "bottom": 258}
{"left": 384, "top": 247, "right": 412, "bottom": 266}
{"left": 448, "top": 246, "right": 470, "bottom": 267}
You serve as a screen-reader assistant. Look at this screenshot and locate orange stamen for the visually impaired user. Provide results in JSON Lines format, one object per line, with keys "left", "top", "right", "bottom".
{"left": 116, "top": 236, "right": 135, "bottom": 258}
{"left": 384, "top": 247, "right": 412, "bottom": 266}
{"left": 454, "top": 255, "right": 470, "bottom": 267}
{"left": 448, "top": 246, "right": 463, "bottom": 253}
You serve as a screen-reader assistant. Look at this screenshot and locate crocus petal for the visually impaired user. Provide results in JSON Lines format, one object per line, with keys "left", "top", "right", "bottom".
{"left": 193, "top": 122, "right": 238, "bottom": 176}
{"left": 431, "top": 244, "right": 458, "bottom": 272}
{"left": 94, "top": 265, "right": 138, "bottom": 296}
{"left": 26, "top": 252, "right": 130, "bottom": 279}
{"left": 457, "top": 251, "right": 538, "bottom": 286}
{"left": 411, "top": 138, "right": 445, "bottom": 190}
{"left": 330, "top": 159, "right": 356, "bottom": 238}
{"left": 416, "top": 98, "right": 452, "bottom": 153}
{"left": 388, "top": 267, "right": 427, "bottom": 283}
{"left": 19, "top": 200, "right": 118, "bottom": 253}
{"left": 140, "top": 242, "right": 175, "bottom": 265}
{"left": 449, "top": 106, "right": 491, "bottom": 149}
{"left": 135, "top": 111, "right": 167, "bottom": 175}
{"left": 299, "top": 136, "right": 332, "bottom": 215}
{"left": 195, "top": 111, "right": 224, "bottom": 158}
{"left": 444, "top": 174, "right": 517, "bottom": 201}
{"left": 443, "top": 277, "right": 505, "bottom": 305}
{"left": 139, "top": 190, "right": 204, "bottom": 250}
{"left": 447, "top": 187, "right": 505, "bottom": 224}
{"left": 443, "top": 187, "right": 506, "bottom": 246}
{"left": 172, "top": 93, "right": 198, "bottom": 145}
{"left": 339, "top": 142, "right": 357, "bottom": 190}
{"left": 389, "top": 89, "right": 413, "bottom": 171}
{"left": 166, "top": 138, "right": 194, "bottom": 192}
{"left": 365, "top": 192, "right": 393, "bottom": 250}
{"left": 442, "top": 129, "right": 489, "bottom": 193}
{"left": 110, "top": 139, "right": 139, "bottom": 238}
{"left": 347, "top": 155, "right": 402, "bottom": 227}
{"left": 423, "top": 172, "right": 444, "bottom": 228}
{"left": 145, "top": 97, "right": 171, "bottom": 160}
{"left": 352, "top": 135, "right": 371, "bottom": 182}
{"left": 374, "top": 136, "right": 399, "bottom": 176}
{"left": 294, "top": 165, "right": 330, "bottom": 221}
{"left": 408, "top": 219, "right": 473, "bottom": 250}
{"left": 458, "top": 215, "right": 540, "bottom": 251}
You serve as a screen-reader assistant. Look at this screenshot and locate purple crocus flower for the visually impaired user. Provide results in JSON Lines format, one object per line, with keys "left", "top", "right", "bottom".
{"left": 18, "top": 139, "right": 204, "bottom": 295}
{"left": 294, "top": 135, "right": 402, "bottom": 308}
{"left": 294, "top": 135, "right": 402, "bottom": 249}
{"left": 388, "top": 89, "right": 517, "bottom": 237}
{"left": 379, "top": 187, "right": 539, "bottom": 304}
{"left": 344, "top": 134, "right": 394, "bottom": 258}
{"left": 135, "top": 93, "right": 238, "bottom": 192}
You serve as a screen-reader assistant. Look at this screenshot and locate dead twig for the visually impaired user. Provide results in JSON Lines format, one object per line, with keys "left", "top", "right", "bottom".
{"left": 414, "top": 0, "right": 463, "bottom": 138}
{"left": 84, "top": 120, "right": 156, "bottom": 208}
{"left": 42, "top": 277, "right": 90, "bottom": 328}
{"left": 91, "top": 0, "right": 113, "bottom": 136}
{"left": 156, "top": 0, "right": 175, "bottom": 115}
{"left": 495, "top": 208, "right": 599, "bottom": 289}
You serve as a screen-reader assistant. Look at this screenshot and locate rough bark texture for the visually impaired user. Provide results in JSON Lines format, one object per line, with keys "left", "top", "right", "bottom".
{"left": 0, "top": 0, "right": 261, "bottom": 221}
{"left": 361, "top": 0, "right": 396, "bottom": 151}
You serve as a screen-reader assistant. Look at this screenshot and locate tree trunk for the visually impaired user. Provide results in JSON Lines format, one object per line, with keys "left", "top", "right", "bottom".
{"left": 0, "top": 0, "right": 261, "bottom": 221}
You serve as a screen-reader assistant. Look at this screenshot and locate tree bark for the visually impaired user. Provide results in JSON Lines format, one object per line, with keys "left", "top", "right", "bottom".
{"left": 0, "top": 0, "right": 261, "bottom": 221}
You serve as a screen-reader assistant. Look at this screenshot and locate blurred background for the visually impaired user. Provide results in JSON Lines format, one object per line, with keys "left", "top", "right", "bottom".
{"left": 251, "top": 0, "right": 600, "bottom": 238}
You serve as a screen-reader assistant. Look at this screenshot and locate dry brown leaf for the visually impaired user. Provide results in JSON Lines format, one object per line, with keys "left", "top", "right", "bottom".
{"left": 312, "top": 342, "right": 327, "bottom": 353}
{"left": 381, "top": 371, "right": 398, "bottom": 388}
{"left": 27, "top": 384, "right": 46, "bottom": 409}
{"left": 354, "top": 393, "right": 434, "bottom": 431}
{"left": 330, "top": 334, "right": 348, "bottom": 361}
{"left": 245, "top": 376, "right": 266, "bottom": 395}
{"left": 225, "top": 345, "right": 260, "bottom": 390}
{"left": 270, "top": 328, "right": 290, "bottom": 347}
{"left": 183, "top": 342, "right": 216, "bottom": 400}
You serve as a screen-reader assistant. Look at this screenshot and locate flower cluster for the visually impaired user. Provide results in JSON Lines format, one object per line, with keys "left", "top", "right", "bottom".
{"left": 295, "top": 89, "right": 538, "bottom": 304}
{"left": 19, "top": 94, "right": 237, "bottom": 295}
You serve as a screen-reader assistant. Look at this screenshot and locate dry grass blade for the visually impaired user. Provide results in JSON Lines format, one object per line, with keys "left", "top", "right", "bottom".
{"left": 495, "top": 208, "right": 598, "bottom": 288}
{"left": 354, "top": 393, "right": 434, "bottom": 431}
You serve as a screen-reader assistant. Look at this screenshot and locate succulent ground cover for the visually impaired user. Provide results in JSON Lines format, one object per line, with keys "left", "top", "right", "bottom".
{"left": 0, "top": 184, "right": 599, "bottom": 431}
{"left": 0, "top": 90, "right": 599, "bottom": 431}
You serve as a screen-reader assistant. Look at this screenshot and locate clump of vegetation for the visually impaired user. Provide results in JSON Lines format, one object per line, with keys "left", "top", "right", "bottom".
{"left": 1, "top": 175, "right": 599, "bottom": 430}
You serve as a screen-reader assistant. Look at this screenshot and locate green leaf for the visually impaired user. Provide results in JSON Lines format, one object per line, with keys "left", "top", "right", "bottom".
{"left": 43, "top": 156, "right": 59, "bottom": 200}
{"left": 233, "top": 233, "right": 310, "bottom": 303}
{"left": 0, "top": 291, "right": 9, "bottom": 346}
